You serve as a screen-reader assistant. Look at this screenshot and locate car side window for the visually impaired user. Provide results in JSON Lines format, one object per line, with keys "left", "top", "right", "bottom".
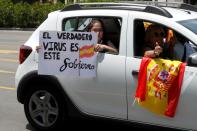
{"left": 62, "top": 17, "right": 122, "bottom": 55}
{"left": 64, "top": 18, "right": 77, "bottom": 31}
{"left": 133, "top": 19, "right": 197, "bottom": 67}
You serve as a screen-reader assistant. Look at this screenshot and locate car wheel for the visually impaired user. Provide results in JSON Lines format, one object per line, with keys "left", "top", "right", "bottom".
{"left": 24, "top": 85, "right": 67, "bottom": 131}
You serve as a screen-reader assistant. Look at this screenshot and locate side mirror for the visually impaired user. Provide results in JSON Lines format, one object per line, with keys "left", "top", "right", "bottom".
{"left": 187, "top": 52, "right": 197, "bottom": 67}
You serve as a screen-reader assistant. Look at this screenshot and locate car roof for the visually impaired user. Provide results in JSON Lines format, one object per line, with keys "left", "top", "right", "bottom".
{"left": 163, "top": 7, "right": 197, "bottom": 21}
{"left": 60, "top": 1, "right": 197, "bottom": 21}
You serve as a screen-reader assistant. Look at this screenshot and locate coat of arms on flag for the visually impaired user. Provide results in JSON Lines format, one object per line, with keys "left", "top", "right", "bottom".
{"left": 135, "top": 57, "right": 186, "bottom": 117}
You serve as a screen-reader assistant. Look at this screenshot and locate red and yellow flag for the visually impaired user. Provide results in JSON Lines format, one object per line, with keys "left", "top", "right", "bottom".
{"left": 135, "top": 57, "right": 186, "bottom": 117}
{"left": 80, "top": 45, "right": 94, "bottom": 58}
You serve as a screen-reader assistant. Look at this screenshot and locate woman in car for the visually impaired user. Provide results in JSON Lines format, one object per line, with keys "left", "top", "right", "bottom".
{"left": 87, "top": 19, "right": 118, "bottom": 54}
{"left": 37, "top": 19, "right": 118, "bottom": 54}
{"left": 143, "top": 24, "right": 176, "bottom": 59}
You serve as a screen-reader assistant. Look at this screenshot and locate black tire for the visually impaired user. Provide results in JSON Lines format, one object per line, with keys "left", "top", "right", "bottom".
{"left": 24, "top": 85, "right": 67, "bottom": 131}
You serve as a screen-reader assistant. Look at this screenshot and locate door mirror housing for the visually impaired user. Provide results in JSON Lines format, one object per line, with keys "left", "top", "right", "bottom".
{"left": 188, "top": 52, "right": 197, "bottom": 67}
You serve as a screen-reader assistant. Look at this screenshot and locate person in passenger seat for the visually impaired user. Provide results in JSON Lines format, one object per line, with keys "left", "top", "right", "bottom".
{"left": 87, "top": 19, "right": 118, "bottom": 54}
{"left": 143, "top": 24, "right": 176, "bottom": 59}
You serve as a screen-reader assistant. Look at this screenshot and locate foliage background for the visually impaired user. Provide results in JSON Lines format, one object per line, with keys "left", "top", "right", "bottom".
{"left": 0, "top": 0, "right": 64, "bottom": 28}
{"left": 0, "top": 0, "right": 120, "bottom": 28}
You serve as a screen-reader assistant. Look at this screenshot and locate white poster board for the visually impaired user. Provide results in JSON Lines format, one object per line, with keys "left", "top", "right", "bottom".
{"left": 38, "top": 31, "right": 97, "bottom": 77}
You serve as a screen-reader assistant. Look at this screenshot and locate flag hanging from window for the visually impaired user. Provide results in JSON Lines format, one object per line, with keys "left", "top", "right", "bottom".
{"left": 135, "top": 57, "right": 186, "bottom": 117}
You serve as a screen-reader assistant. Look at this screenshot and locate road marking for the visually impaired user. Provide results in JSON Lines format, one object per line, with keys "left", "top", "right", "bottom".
{"left": 0, "top": 50, "right": 18, "bottom": 54}
{"left": 0, "top": 58, "right": 18, "bottom": 63}
{"left": 0, "top": 86, "right": 16, "bottom": 90}
{"left": 0, "top": 70, "right": 15, "bottom": 74}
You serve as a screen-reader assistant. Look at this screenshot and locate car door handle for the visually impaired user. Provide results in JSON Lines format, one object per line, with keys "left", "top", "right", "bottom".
{"left": 132, "top": 70, "right": 139, "bottom": 76}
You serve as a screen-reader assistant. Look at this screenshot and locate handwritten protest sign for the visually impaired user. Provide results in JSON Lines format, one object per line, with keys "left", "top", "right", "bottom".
{"left": 38, "top": 31, "right": 98, "bottom": 77}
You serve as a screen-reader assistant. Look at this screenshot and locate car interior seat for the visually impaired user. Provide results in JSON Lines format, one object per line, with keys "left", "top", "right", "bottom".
{"left": 134, "top": 20, "right": 146, "bottom": 57}
{"left": 101, "top": 18, "right": 121, "bottom": 51}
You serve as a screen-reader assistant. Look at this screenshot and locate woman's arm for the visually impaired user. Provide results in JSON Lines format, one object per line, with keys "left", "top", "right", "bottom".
{"left": 94, "top": 44, "right": 118, "bottom": 54}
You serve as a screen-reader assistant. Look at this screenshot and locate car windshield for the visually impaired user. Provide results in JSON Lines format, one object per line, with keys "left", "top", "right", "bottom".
{"left": 178, "top": 19, "right": 197, "bottom": 35}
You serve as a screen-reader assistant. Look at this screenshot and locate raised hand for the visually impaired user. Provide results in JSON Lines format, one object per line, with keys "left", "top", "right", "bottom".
{"left": 94, "top": 44, "right": 105, "bottom": 52}
{"left": 154, "top": 42, "right": 163, "bottom": 56}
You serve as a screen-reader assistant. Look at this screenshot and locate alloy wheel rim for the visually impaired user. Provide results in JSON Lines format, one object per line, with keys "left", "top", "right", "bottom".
{"left": 29, "top": 90, "right": 59, "bottom": 127}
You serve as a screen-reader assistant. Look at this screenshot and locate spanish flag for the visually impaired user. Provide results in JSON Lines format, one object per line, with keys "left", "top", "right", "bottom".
{"left": 135, "top": 57, "right": 186, "bottom": 117}
{"left": 80, "top": 45, "right": 94, "bottom": 58}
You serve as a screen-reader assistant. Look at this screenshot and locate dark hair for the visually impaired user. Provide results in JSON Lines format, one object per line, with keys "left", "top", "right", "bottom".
{"left": 145, "top": 24, "right": 165, "bottom": 44}
{"left": 87, "top": 19, "right": 107, "bottom": 42}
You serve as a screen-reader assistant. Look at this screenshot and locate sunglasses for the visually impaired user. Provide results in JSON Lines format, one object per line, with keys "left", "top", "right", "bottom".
{"left": 154, "top": 32, "right": 165, "bottom": 37}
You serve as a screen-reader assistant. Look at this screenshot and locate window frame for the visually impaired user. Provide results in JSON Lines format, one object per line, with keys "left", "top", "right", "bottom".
{"left": 62, "top": 16, "right": 122, "bottom": 55}
{"left": 133, "top": 19, "right": 197, "bottom": 66}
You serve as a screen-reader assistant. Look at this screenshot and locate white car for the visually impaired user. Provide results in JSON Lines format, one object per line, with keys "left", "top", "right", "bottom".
{"left": 15, "top": 2, "right": 197, "bottom": 131}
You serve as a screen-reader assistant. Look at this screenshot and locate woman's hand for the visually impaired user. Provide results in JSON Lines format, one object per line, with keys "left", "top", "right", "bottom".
{"left": 94, "top": 44, "right": 105, "bottom": 52}
{"left": 154, "top": 42, "right": 163, "bottom": 56}
{"left": 36, "top": 45, "right": 42, "bottom": 53}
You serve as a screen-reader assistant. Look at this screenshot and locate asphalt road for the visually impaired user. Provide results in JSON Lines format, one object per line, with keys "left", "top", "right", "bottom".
{"left": 0, "top": 30, "right": 33, "bottom": 131}
{"left": 0, "top": 30, "right": 180, "bottom": 131}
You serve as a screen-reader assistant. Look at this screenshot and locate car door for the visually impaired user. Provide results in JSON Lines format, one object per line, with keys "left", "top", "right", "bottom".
{"left": 56, "top": 10, "right": 128, "bottom": 119}
{"left": 127, "top": 12, "right": 197, "bottom": 130}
